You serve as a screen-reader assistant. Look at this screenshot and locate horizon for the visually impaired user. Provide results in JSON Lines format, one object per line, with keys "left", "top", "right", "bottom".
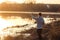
{"left": 0, "top": 0, "right": 60, "bottom": 4}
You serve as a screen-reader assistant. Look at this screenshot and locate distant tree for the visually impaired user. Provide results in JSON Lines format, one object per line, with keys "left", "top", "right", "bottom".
{"left": 49, "top": 5, "right": 59, "bottom": 12}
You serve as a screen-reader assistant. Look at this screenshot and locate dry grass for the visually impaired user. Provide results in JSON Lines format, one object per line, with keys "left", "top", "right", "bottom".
{"left": 0, "top": 20, "right": 60, "bottom": 40}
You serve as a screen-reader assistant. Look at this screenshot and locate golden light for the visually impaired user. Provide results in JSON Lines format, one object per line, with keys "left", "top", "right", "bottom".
{"left": 0, "top": 16, "right": 52, "bottom": 31}
{"left": 8, "top": 0, "right": 25, "bottom": 4}
{"left": 35, "top": 0, "right": 60, "bottom": 4}
{"left": 0, "top": 16, "right": 34, "bottom": 31}
{"left": 0, "top": 16, "right": 53, "bottom": 40}
{"left": 0, "top": 16, "right": 14, "bottom": 31}
{"left": 0, "top": 0, "right": 4, "bottom": 3}
{"left": 0, "top": 0, "right": 60, "bottom": 4}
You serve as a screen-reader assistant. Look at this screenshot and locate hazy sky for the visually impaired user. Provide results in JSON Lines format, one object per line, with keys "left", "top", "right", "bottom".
{"left": 35, "top": 0, "right": 60, "bottom": 4}
{"left": 0, "top": 0, "right": 60, "bottom": 4}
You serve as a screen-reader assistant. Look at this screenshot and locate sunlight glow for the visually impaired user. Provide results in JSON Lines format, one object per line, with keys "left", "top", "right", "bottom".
{"left": 35, "top": 0, "right": 60, "bottom": 4}
{"left": 0, "top": 16, "right": 53, "bottom": 40}
{"left": 8, "top": 0, "right": 25, "bottom": 3}
{"left": 0, "top": 16, "right": 34, "bottom": 31}
{"left": 0, "top": 0, "right": 60, "bottom": 4}
{"left": 0, "top": 16, "right": 34, "bottom": 39}
{"left": 0, "top": 16, "right": 13, "bottom": 31}
{"left": 0, "top": 16, "right": 52, "bottom": 31}
{"left": 0, "top": 0, "right": 4, "bottom": 3}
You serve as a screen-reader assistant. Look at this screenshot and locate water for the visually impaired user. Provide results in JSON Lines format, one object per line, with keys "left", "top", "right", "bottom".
{"left": 0, "top": 11, "right": 60, "bottom": 40}
{"left": 0, "top": 11, "right": 60, "bottom": 30}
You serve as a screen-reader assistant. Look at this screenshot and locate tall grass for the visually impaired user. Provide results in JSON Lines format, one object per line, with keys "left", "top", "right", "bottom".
{"left": 0, "top": 20, "right": 60, "bottom": 40}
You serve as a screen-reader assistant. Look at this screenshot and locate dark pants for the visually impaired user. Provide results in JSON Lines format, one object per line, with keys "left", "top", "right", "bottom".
{"left": 37, "top": 29, "right": 42, "bottom": 40}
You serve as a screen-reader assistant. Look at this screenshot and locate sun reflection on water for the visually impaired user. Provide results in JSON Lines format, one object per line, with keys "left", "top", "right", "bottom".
{"left": 0, "top": 16, "right": 53, "bottom": 31}
{"left": 0, "top": 16, "right": 53, "bottom": 40}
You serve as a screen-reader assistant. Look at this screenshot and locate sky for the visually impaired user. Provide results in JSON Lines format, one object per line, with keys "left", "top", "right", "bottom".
{"left": 35, "top": 0, "right": 60, "bottom": 4}
{"left": 0, "top": 0, "right": 60, "bottom": 4}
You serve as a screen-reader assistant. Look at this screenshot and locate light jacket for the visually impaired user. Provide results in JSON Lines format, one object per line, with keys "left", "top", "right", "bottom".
{"left": 32, "top": 15, "right": 44, "bottom": 29}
